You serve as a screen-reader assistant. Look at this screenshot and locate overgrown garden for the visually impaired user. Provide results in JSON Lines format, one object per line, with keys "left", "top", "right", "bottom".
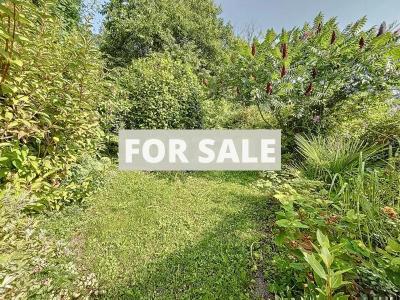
{"left": 1, "top": 0, "right": 399, "bottom": 298}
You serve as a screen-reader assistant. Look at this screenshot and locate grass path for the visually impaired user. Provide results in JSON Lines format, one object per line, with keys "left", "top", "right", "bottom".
{"left": 45, "top": 171, "right": 271, "bottom": 299}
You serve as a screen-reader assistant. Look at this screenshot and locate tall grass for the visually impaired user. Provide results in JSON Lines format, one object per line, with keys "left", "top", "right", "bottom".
{"left": 334, "top": 153, "right": 400, "bottom": 247}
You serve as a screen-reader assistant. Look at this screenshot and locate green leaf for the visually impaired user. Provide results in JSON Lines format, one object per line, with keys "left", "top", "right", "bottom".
{"left": 391, "top": 257, "right": 400, "bottom": 266}
{"left": 331, "top": 272, "right": 343, "bottom": 289}
{"left": 4, "top": 111, "right": 13, "bottom": 121}
{"left": 333, "top": 268, "right": 352, "bottom": 276}
{"left": 275, "top": 232, "right": 287, "bottom": 245}
{"left": 303, "top": 252, "right": 327, "bottom": 280}
{"left": 320, "top": 247, "right": 333, "bottom": 268}
{"left": 1, "top": 83, "right": 17, "bottom": 94}
{"left": 276, "top": 219, "right": 291, "bottom": 227}
{"left": 0, "top": 4, "right": 14, "bottom": 17}
{"left": 11, "top": 59, "right": 23, "bottom": 67}
{"left": 292, "top": 220, "right": 309, "bottom": 229}
{"left": 386, "top": 239, "right": 400, "bottom": 253}
{"left": 0, "top": 169, "right": 8, "bottom": 179}
{"left": 333, "top": 294, "right": 349, "bottom": 300}
{"left": 317, "top": 230, "right": 330, "bottom": 248}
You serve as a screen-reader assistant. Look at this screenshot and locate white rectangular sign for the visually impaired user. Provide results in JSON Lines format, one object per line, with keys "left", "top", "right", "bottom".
{"left": 119, "top": 130, "right": 281, "bottom": 171}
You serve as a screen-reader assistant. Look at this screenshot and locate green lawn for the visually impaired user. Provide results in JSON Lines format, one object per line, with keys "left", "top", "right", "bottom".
{"left": 45, "top": 171, "right": 271, "bottom": 299}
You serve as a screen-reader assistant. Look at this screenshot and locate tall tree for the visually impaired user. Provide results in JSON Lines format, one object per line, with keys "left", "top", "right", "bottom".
{"left": 100, "top": 0, "right": 234, "bottom": 68}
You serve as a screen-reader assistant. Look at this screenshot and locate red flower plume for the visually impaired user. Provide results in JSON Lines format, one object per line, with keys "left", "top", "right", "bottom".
{"left": 359, "top": 37, "right": 365, "bottom": 49}
{"left": 330, "top": 31, "right": 337, "bottom": 45}
{"left": 280, "top": 65, "right": 287, "bottom": 78}
{"left": 305, "top": 83, "right": 313, "bottom": 96}
{"left": 280, "top": 43, "right": 288, "bottom": 59}
{"left": 251, "top": 43, "right": 256, "bottom": 56}
{"left": 317, "top": 23, "right": 322, "bottom": 34}
{"left": 265, "top": 82, "right": 273, "bottom": 95}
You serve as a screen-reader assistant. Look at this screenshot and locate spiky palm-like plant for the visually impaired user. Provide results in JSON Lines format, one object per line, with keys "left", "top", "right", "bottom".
{"left": 295, "top": 134, "right": 383, "bottom": 181}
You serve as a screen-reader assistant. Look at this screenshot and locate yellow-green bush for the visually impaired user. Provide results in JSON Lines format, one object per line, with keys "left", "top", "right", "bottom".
{"left": 0, "top": 1, "right": 109, "bottom": 210}
{"left": 229, "top": 105, "right": 277, "bottom": 129}
{"left": 201, "top": 99, "right": 237, "bottom": 129}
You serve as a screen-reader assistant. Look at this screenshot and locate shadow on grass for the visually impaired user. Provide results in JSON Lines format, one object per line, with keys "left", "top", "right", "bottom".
{"left": 99, "top": 190, "right": 272, "bottom": 299}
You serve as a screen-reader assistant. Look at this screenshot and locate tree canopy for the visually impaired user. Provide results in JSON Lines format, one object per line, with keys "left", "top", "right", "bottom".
{"left": 100, "top": 0, "right": 234, "bottom": 68}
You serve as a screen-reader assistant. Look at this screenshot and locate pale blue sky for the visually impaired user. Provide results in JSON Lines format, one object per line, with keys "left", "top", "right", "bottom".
{"left": 89, "top": 0, "right": 400, "bottom": 35}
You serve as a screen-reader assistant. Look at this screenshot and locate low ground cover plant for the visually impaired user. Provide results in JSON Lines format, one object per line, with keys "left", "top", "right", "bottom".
{"left": 257, "top": 137, "right": 400, "bottom": 297}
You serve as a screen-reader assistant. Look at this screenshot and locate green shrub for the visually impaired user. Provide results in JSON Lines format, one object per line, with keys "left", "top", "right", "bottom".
{"left": 0, "top": 191, "right": 101, "bottom": 298}
{"left": 258, "top": 141, "right": 400, "bottom": 297}
{"left": 334, "top": 152, "right": 400, "bottom": 247}
{"left": 201, "top": 99, "right": 237, "bottom": 129}
{"left": 100, "top": 0, "right": 234, "bottom": 68}
{"left": 229, "top": 105, "right": 277, "bottom": 129}
{"left": 55, "top": 0, "right": 82, "bottom": 27}
{"left": 117, "top": 53, "right": 204, "bottom": 129}
{"left": 97, "top": 75, "right": 131, "bottom": 156}
{"left": 202, "top": 100, "right": 275, "bottom": 129}
{"left": 0, "top": 0, "right": 110, "bottom": 210}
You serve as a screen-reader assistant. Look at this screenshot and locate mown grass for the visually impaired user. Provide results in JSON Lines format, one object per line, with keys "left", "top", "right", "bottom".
{"left": 44, "top": 171, "right": 271, "bottom": 299}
